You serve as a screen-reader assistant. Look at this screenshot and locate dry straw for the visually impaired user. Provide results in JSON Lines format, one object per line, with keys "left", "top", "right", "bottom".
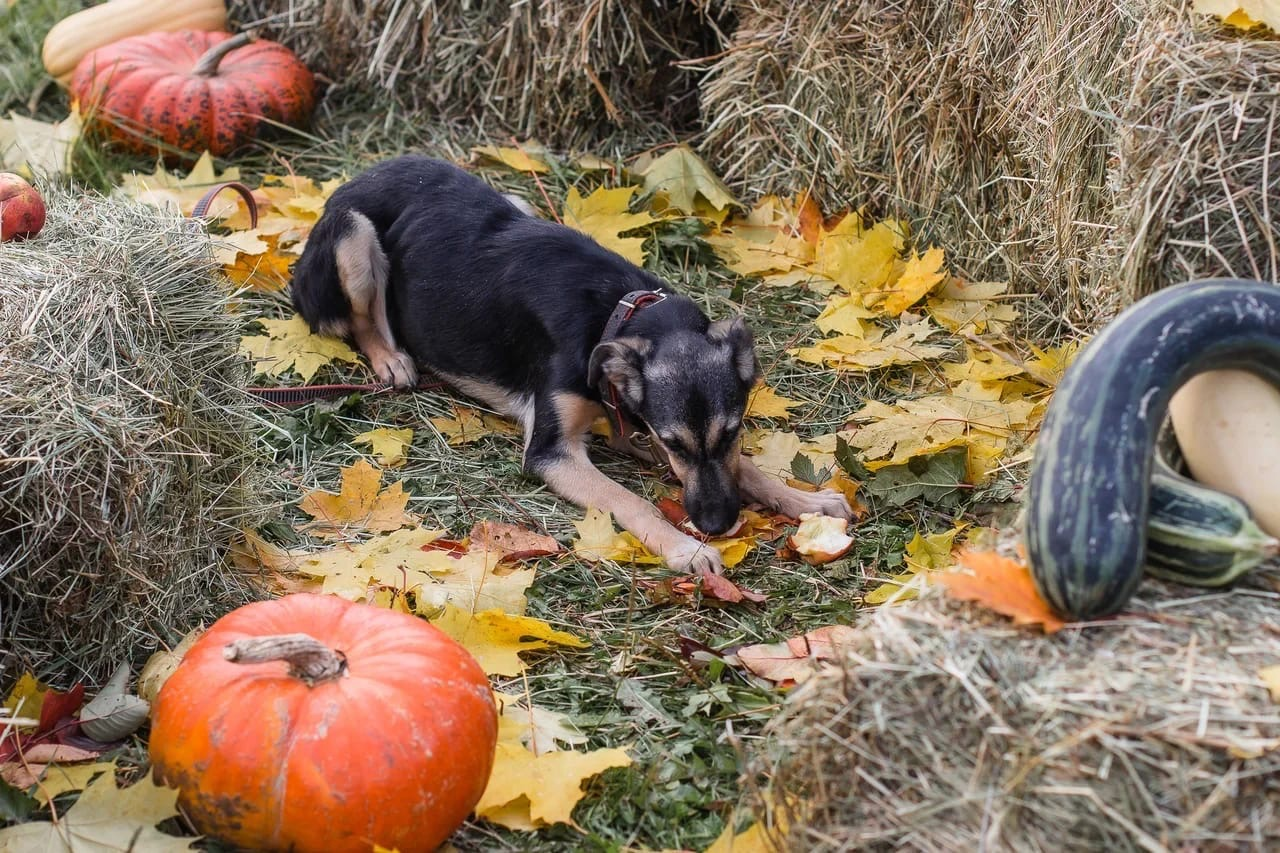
{"left": 0, "top": 188, "right": 266, "bottom": 683}
{"left": 1114, "top": 14, "right": 1280, "bottom": 300}
{"left": 229, "top": 0, "right": 728, "bottom": 147}
{"left": 700, "top": 1, "right": 1280, "bottom": 323}
{"left": 757, "top": 585, "right": 1280, "bottom": 850}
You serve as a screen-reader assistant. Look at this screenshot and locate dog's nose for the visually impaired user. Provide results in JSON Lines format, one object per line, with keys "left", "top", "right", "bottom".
{"left": 688, "top": 499, "right": 741, "bottom": 537}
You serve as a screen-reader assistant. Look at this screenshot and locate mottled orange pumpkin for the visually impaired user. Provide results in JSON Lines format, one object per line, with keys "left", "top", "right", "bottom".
{"left": 70, "top": 30, "right": 314, "bottom": 160}
{"left": 149, "top": 593, "right": 497, "bottom": 853}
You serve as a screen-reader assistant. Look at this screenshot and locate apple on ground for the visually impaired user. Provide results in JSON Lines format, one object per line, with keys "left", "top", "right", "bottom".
{"left": 0, "top": 173, "right": 47, "bottom": 241}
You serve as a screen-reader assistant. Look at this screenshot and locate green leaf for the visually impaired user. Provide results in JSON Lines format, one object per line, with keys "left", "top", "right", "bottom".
{"left": 861, "top": 448, "right": 967, "bottom": 507}
{"left": 789, "top": 451, "right": 819, "bottom": 485}
{"left": 0, "top": 780, "right": 34, "bottom": 823}
{"left": 835, "top": 436, "right": 871, "bottom": 480}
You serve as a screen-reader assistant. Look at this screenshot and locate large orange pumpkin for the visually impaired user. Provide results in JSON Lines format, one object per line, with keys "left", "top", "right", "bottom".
{"left": 69, "top": 30, "right": 314, "bottom": 160}
{"left": 149, "top": 593, "right": 497, "bottom": 853}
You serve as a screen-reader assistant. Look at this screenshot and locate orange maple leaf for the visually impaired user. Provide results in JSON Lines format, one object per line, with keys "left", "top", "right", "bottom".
{"left": 936, "top": 549, "right": 1067, "bottom": 634}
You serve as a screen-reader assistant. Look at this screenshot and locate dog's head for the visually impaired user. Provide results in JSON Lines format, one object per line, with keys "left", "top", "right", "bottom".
{"left": 589, "top": 317, "right": 759, "bottom": 535}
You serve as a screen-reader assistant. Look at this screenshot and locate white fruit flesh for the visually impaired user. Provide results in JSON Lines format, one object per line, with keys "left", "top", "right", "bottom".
{"left": 1169, "top": 369, "right": 1280, "bottom": 537}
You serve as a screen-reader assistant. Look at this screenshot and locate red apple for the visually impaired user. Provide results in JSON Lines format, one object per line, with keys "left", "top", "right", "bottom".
{"left": 0, "top": 173, "right": 47, "bottom": 241}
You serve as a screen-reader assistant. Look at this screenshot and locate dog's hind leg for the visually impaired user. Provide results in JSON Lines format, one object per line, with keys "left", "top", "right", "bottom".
{"left": 336, "top": 211, "right": 418, "bottom": 387}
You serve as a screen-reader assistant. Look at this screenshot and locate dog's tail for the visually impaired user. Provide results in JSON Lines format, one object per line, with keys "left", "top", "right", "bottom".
{"left": 290, "top": 207, "right": 357, "bottom": 333}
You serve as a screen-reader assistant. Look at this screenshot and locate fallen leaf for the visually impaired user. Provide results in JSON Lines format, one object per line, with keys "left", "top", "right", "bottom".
{"left": 698, "top": 572, "right": 767, "bottom": 604}
{"left": 705, "top": 817, "right": 776, "bottom": 853}
{"left": 787, "top": 513, "right": 854, "bottom": 565}
{"left": 476, "top": 739, "right": 631, "bottom": 829}
{"left": 639, "top": 145, "right": 737, "bottom": 215}
{"left": 494, "top": 693, "right": 588, "bottom": 754}
{"left": 470, "top": 520, "right": 562, "bottom": 561}
{"left": 815, "top": 294, "right": 876, "bottom": 337}
{"left": 789, "top": 318, "right": 952, "bottom": 372}
{"left": 571, "top": 508, "right": 658, "bottom": 564}
{"left": 430, "top": 405, "right": 520, "bottom": 446}
{"left": 881, "top": 247, "right": 946, "bottom": 315}
{"left": 137, "top": 628, "right": 204, "bottom": 704}
{"left": 472, "top": 144, "right": 551, "bottom": 173}
{"left": 0, "top": 770, "right": 196, "bottom": 851}
{"left": 430, "top": 605, "right": 589, "bottom": 676}
{"left": 31, "top": 761, "right": 117, "bottom": 806}
{"left": 118, "top": 152, "right": 245, "bottom": 220}
{"left": 292, "top": 527, "right": 448, "bottom": 601}
{"left": 733, "top": 625, "right": 861, "bottom": 687}
{"left": 0, "top": 110, "right": 81, "bottom": 178}
{"left": 1194, "top": 0, "right": 1280, "bottom": 31}
{"left": 239, "top": 315, "right": 362, "bottom": 383}
{"left": 297, "top": 459, "right": 418, "bottom": 539}
{"left": 746, "top": 384, "right": 800, "bottom": 421}
{"left": 353, "top": 427, "right": 414, "bottom": 468}
{"left": 221, "top": 233, "right": 295, "bottom": 292}
{"left": 936, "top": 550, "right": 1066, "bottom": 634}
{"left": 2, "top": 673, "right": 45, "bottom": 726}
{"left": 562, "top": 184, "right": 658, "bottom": 265}
{"left": 864, "top": 525, "right": 964, "bottom": 605}
{"left": 815, "top": 218, "right": 906, "bottom": 296}
{"left": 411, "top": 549, "right": 537, "bottom": 616}
{"left": 1259, "top": 664, "right": 1280, "bottom": 703}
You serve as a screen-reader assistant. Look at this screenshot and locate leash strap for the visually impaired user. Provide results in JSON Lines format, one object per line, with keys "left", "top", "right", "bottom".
{"left": 598, "top": 289, "right": 666, "bottom": 438}
{"left": 247, "top": 378, "right": 448, "bottom": 407}
{"left": 191, "top": 181, "right": 259, "bottom": 228}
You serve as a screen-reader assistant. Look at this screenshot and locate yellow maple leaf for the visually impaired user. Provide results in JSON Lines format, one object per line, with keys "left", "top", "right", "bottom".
{"left": 412, "top": 549, "right": 537, "bottom": 616}
{"left": 430, "top": 405, "right": 519, "bottom": 446}
{"left": 815, "top": 218, "right": 906, "bottom": 296}
{"left": 562, "top": 185, "right": 659, "bottom": 266}
{"left": 117, "top": 151, "right": 244, "bottom": 220}
{"left": 815, "top": 294, "right": 876, "bottom": 337}
{"left": 291, "top": 527, "right": 448, "bottom": 600}
{"left": 472, "top": 144, "right": 551, "bottom": 174}
{"left": 430, "top": 605, "right": 588, "bottom": 676}
{"left": 638, "top": 145, "right": 737, "bottom": 215}
{"left": 239, "top": 315, "right": 362, "bottom": 383}
{"left": 352, "top": 427, "right": 414, "bottom": 468}
{"left": 2, "top": 672, "right": 45, "bottom": 724}
{"left": 790, "top": 318, "right": 952, "bottom": 371}
{"left": 706, "top": 224, "right": 811, "bottom": 277}
{"left": 494, "top": 691, "right": 589, "bottom": 753}
{"left": 1026, "top": 341, "right": 1082, "bottom": 384}
{"left": 881, "top": 247, "right": 946, "bottom": 315}
{"left": 33, "top": 761, "right": 118, "bottom": 806}
{"left": 746, "top": 384, "right": 799, "bottom": 420}
{"left": 222, "top": 233, "right": 295, "bottom": 292}
{"left": 571, "top": 508, "right": 661, "bottom": 564}
{"left": 476, "top": 735, "right": 632, "bottom": 829}
{"left": 297, "top": 459, "right": 418, "bottom": 538}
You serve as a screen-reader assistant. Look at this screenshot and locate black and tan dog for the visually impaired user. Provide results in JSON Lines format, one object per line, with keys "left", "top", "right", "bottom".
{"left": 291, "top": 155, "right": 851, "bottom": 573}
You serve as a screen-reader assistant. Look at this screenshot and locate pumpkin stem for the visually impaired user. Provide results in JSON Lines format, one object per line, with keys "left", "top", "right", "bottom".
{"left": 223, "top": 634, "right": 347, "bottom": 686}
{"left": 192, "top": 31, "right": 258, "bottom": 78}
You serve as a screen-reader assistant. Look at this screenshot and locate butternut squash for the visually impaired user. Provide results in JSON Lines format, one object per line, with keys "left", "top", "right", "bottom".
{"left": 42, "top": 0, "right": 228, "bottom": 85}
{"left": 1170, "top": 368, "right": 1280, "bottom": 537}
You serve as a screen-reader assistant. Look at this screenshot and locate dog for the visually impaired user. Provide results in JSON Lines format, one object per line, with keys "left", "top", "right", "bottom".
{"left": 290, "top": 155, "right": 852, "bottom": 574}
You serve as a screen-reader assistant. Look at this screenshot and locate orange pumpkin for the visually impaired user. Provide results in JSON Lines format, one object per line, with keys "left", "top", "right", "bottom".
{"left": 70, "top": 30, "right": 314, "bottom": 160}
{"left": 150, "top": 593, "right": 497, "bottom": 853}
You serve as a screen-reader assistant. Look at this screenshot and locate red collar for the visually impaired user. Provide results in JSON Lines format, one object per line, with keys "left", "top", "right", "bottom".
{"left": 599, "top": 289, "right": 666, "bottom": 439}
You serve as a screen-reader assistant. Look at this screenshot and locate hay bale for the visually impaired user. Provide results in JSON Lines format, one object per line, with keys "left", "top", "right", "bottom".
{"left": 1113, "top": 17, "right": 1280, "bottom": 301}
{"left": 759, "top": 586, "right": 1280, "bottom": 850}
{"left": 700, "top": 2, "right": 1280, "bottom": 323}
{"left": 0, "top": 187, "right": 265, "bottom": 683}
{"left": 230, "top": 0, "right": 726, "bottom": 146}
{"left": 699, "top": 1, "right": 1030, "bottom": 295}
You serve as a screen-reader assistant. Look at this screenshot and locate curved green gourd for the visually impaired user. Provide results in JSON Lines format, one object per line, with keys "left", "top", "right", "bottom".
{"left": 1026, "top": 278, "right": 1280, "bottom": 619}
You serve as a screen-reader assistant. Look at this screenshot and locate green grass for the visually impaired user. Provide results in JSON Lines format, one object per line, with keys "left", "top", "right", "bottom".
{"left": 1, "top": 4, "right": 1022, "bottom": 849}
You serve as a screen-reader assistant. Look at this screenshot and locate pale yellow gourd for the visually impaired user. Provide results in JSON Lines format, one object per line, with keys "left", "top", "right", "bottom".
{"left": 1169, "top": 369, "right": 1280, "bottom": 537}
{"left": 42, "top": 0, "right": 228, "bottom": 85}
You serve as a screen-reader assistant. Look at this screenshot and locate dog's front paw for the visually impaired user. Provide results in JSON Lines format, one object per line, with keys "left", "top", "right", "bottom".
{"left": 769, "top": 486, "right": 853, "bottom": 520}
{"left": 664, "top": 537, "right": 724, "bottom": 575}
{"left": 372, "top": 349, "right": 418, "bottom": 388}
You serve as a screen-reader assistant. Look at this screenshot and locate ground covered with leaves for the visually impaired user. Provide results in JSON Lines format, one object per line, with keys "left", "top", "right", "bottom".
{"left": 0, "top": 3, "right": 1081, "bottom": 847}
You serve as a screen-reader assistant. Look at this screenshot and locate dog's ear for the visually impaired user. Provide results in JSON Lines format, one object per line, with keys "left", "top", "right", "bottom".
{"left": 707, "top": 316, "right": 760, "bottom": 387}
{"left": 589, "top": 337, "right": 651, "bottom": 408}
